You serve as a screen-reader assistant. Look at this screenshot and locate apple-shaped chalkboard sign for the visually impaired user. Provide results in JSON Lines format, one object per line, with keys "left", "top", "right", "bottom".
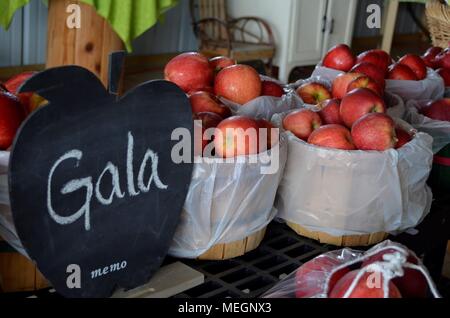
{"left": 8, "top": 63, "right": 194, "bottom": 297}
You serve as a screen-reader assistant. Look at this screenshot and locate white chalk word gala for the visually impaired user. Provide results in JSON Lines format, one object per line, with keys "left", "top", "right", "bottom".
{"left": 47, "top": 131, "right": 168, "bottom": 231}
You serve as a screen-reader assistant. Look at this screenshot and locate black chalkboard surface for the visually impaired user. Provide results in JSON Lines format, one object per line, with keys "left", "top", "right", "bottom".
{"left": 8, "top": 65, "right": 194, "bottom": 298}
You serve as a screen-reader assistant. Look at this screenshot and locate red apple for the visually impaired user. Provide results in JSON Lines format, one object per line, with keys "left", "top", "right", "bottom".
{"left": 394, "top": 269, "right": 429, "bottom": 298}
{"left": 362, "top": 249, "right": 427, "bottom": 298}
{"left": 261, "top": 81, "right": 284, "bottom": 97}
{"left": 214, "top": 116, "right": 260, "bottom": 158}
{"left": 194, "top": 112, "right": 223, "bottom": 154}
{"left": 387, "top": 63, "right": 418, "bottom": 81}
{"left": 357, "top": 49, "right": 392, "bottom": 74}
{"left": 331, "top": 72, "right": 364, "bottom": 99}
{"left": 296, "top": 82, "right": 331, "bottom": 104}
{"left": 398, "top": 54, "right": 427, "bottom": 80}
{"left": 422, "top": 47, "right": 443, "bottom": 69}
{"left": 295, "top": 255, "right": 350, "bottom": 298}
{"left": 347, "top": 75, "right": 383, "bottom": 97}
{"left": 317, "top": 99, "right": 344, "bottom": 125}
{"left": 214, "top": 65, "right": 262, "bottom": 105}
{"left": 189, "top": 91, "right": 231, "bottom": 118}
{"left": 0, "top": 91, "right": 26, "bottom": 150}
{"left": 329, "top": 270, "right": 402, "bottom": 298}
{"left": 350, "top": 62, "right": 386, "bottom": 89}
{"left": 256, "top": 119, "right": 279, "bottom": 150}
{"left": 420, "top": 98, "right": 450, "bottom": 122}
{"left": 437, "top": 68, "right": 450, "bottom": 87}
{"left": 340, "top": 88, "right": 386, "bottom": 128}
{"left": 164, "top": 52, "right": 213, "bottom": 93}
{"left": 283, "top": 109, "right": 322, "bottom": 141}
{"left": 322, "top": 44, "right": 356, "bottom": 72}
{"left": 4, "top": 71, "right": 36, "bottom": 94}
{"left": 395, "top": 128, "right": 413, "bottom": 149}
{"left": 351, "top": 113, "right": 397, "bottom": 151}
{"left": 308, "top": 124, "right": 356, "bottom": 151}
{"left": 436, "top": 50, "right": 450, "bottom": 69}
{"left": 209, "top": 56, "right": 236, "bottom": 73}
{"left": 194, "top": 112, "right": 223, "bottom": 129}
{"left": 188, "top": 86, "right": 214, "bottom": 95}
{"left": 4, "top": 71, "right": 46, "bottom": 114}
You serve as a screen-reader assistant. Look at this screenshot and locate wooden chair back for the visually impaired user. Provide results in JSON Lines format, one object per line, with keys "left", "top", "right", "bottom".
{"left": 193, "top": 0, "right": 227, "bottom": 22}
{"left": 190, "top": 0, "right": 275, "bottom": 69}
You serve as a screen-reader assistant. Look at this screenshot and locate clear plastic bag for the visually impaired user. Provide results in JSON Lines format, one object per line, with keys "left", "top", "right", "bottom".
{"left": 385, "top": 92, "right": 405, "bottom": 119}
{"left": 220, "top": 76, "right": 301, "bottom": 120}
{"left": 312, "top": 65, "right": 445, "bottom": 102}
{"left": 169, "top": 134, "right": 288, "bottom": 259}
{"left": 272, "top": 114, "right": 433, "bottom": 237}
{"left": 385, "top": 68, "right": 445, "bottom": 102}
{"left": 311, "top": 65, "right": 343, "bottom": 83}
{"left": 404, "top": 99, "right": 450, "bottom": 154}
{"left": 221, "top": 94, "right": 302, "bottom": 121}
{"left": 262, "top": 240, "right": 441, "bottom": 298}
{"left": 0, "top": 151, "right": 29, "bottom": 257}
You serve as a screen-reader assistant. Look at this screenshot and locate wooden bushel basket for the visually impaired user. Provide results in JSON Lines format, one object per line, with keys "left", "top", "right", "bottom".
{"left": 0, "top": 236, "right": 49, "bottom": 293}
{"left": 286, "top": 222, "right": 388, "bottom": 247}
{"left": 426, "top": 0, "right": 450, "bottom": 49}
{"left": 198, "top": 228, "right": 266, "bottom": 260}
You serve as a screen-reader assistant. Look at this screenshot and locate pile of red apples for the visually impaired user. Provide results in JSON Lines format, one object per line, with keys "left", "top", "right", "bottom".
{"left": 287, "top": 45, "right": 415, "bottom": 151}
{"left": 0, "top": 72, "right": 46, "bottom": 150}
{"left": 422, "top": 45, "right": 450, "bottom": 87}
{"left": 322, "top": 43, "right": 435, "bottom": 82}
{"left": 165, "top": 52, "right": 285, "bottom": 158}
{"left": 317, "top": 43, "right": 450, "bottom": 124}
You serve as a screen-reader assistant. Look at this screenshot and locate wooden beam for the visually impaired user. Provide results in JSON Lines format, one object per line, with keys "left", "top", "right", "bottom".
{"left": 46, "top": 0, "right": 124, "bottom": 87}
{"left": 0, "top": 64, "right": 45, "bottom": 82}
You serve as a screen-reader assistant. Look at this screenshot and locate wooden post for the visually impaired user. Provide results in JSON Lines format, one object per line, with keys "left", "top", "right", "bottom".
{"left": 46, "top": 0, "right": 124, "bottom": 87}
{"left": 381, "top": 0, "right": 399, "bottom": 54}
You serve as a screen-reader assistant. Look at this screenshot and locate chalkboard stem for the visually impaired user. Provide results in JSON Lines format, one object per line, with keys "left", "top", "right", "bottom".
{"left": 108, "top": 51, "right": 126, "bottom": 97}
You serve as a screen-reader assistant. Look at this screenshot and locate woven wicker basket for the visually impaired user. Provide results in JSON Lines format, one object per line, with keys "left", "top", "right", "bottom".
{"left": 426, "top": 0, "right": 450, "bottom": 48}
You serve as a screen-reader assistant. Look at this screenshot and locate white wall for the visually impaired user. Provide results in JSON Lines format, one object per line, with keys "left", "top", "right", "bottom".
{"left": 0, "top": 0, "right": 197, "bottom": 67}
{"left": 226, "top": 0, "right": 292, "bottom": 67}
